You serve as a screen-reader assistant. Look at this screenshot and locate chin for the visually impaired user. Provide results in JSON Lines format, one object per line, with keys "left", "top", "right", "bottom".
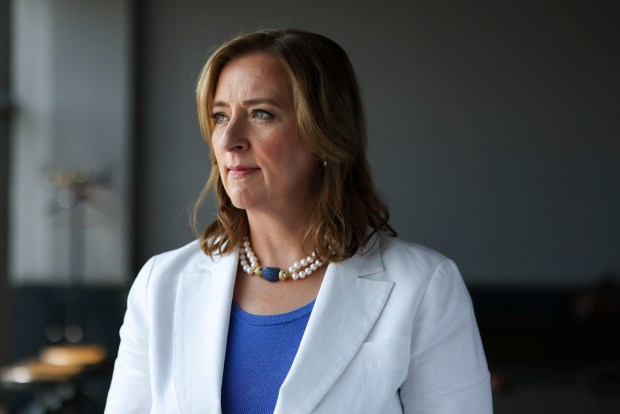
{"left": 230, "top": 200, "right": 249, "bottom": 210}
{"left": 228, "top": 194, "right": 254, "bottom": 211}
{"left": 227, "top": 187, "right": 263, "bottom": 211}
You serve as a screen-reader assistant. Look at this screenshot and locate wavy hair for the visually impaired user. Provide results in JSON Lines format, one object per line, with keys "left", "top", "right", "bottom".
{"left": 193, "top": 29, "right": 395, "bottom": 262}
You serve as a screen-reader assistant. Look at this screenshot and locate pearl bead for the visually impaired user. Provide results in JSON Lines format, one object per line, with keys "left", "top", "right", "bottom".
{"left": 238, "top": 237, "right": 326, "bottom": 281}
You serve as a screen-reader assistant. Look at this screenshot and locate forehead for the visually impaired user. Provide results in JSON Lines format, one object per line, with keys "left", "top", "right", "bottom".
{"left": 214, "top": 52, "right": 292, "bottom": 101}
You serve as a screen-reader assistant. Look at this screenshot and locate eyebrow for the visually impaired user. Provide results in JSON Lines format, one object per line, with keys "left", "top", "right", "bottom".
{"left": 212, "top": 98, "right": 283, "bottom": 109}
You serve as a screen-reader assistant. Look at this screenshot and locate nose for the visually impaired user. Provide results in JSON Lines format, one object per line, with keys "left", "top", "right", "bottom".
{"left": 219, "top": 114, "right": 249, "bottom": 152}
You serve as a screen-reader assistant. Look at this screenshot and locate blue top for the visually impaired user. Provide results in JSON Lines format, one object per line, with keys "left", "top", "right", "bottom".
{"left": 221, "top": 300, "right": 315, "bottom": 414}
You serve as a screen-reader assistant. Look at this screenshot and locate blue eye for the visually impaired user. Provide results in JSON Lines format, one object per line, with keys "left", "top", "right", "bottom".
{"left": 252, "top": 110, "right": 273, "bottom": 120}
{"left": 212, "top": 113, "right": 228, "bottom": 124}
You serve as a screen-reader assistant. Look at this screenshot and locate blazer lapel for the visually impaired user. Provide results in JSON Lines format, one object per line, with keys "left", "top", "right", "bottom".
{"left": 274, "top": 244, "right": 394, "bottom": 414}
{"left": 173, "top": 250, "right": 238, "bottom": 414}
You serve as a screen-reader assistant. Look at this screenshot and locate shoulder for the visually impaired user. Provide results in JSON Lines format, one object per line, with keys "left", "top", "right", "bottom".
{"left": 127, "top": 239, "right": 234, "bottom": 314}
{"left": 377, "top": 233, "right": 455, "bottom": 283}
{"left": 133, "top": 239, "right": 223, "bottom": 292}
{"left": 379, "top": 234, "right": 448, "bottom": 268}
{"left": 148, "top": 239, "right": 208, "bottom": 271}
{"left": 370, "top": 233, "right": 468, "bottom": 308}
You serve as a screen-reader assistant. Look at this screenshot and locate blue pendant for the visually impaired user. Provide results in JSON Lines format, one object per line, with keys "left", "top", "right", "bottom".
{"left": 261, "top": 267, "right": 281, "bottom": 282}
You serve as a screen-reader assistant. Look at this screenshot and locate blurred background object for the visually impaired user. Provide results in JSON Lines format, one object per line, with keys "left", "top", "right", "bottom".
{"left": 0, "top": 0, "right": 11, "bottom": 410}
{"left": 2, "top": 0, "right": 131, "bottom": 411}
{"left": 1, "top": 0, "right": 619, "bottom": 413}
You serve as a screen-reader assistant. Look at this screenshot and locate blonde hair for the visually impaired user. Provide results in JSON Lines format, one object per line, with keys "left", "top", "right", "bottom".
{"left": 193, "top": 29, "right": 395, "bottom": 261}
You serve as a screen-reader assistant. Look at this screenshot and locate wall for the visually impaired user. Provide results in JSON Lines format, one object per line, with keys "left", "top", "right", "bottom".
{"left": 0, "top": 0, "right": 10, "bottom": 367}
{"left": 136, "top": 0, "right": 619, "bottom": 286}
{"left": 9, "top": 0, "right": 133, "bottom": 285}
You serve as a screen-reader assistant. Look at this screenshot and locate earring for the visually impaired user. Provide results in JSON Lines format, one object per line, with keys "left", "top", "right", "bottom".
{"left": 322, "top": 160, "right": 327, "bottom": 167}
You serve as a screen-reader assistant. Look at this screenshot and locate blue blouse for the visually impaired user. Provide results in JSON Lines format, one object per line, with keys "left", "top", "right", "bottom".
{"left": 221, "top": 300, "right": 315, "bottom": 414}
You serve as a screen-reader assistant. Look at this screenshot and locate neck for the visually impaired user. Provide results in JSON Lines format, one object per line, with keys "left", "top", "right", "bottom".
{"left": 245, "top": 209, "right": 313, "bottom": 269}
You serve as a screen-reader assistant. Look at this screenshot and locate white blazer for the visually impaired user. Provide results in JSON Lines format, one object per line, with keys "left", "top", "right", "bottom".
{"left": 105, "top": 234, "right": 492, "bottom": 413}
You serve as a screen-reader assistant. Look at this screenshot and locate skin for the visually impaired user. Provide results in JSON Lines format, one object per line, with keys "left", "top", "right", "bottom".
{"left": 211, "top": 52, "right": 326, "bottom": 314}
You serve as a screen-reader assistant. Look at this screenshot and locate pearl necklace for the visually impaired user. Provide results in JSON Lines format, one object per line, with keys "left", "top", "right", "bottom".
{"left": 239, "top": 236, "right": 325, "bottom": 282}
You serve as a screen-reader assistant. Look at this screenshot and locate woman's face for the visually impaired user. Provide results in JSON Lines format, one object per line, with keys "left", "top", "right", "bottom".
{"left": 211, "top": 52, "right": 320, "bottom": 216}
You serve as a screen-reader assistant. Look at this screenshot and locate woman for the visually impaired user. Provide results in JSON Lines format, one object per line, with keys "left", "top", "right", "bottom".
{"left": 106, "top": 29, "right": 492, "bottom": 413}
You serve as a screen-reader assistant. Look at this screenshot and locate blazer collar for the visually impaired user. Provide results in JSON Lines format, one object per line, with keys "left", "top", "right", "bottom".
{"left": 173, "top": 248, "right": 238, "bottom": 414}
{"left": 173, "top": 235, "right": 393, "bottom": 414}
{"left": 275, "top": 237, "right": 394, "bottom": 414}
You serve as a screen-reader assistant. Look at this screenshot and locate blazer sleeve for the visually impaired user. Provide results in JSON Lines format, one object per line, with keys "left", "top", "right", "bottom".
{"left": 105, "top": 257, "right": 155, "bottom": 413}
{"left": 399, "top": 259, "right": 493, "bottom": 413}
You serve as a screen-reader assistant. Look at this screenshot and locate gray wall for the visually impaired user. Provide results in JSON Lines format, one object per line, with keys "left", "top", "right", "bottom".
{"left": 136, "top": 0, "right": 619, "bottom": 286}
{"left": 9, "top": 0, "right": 133, "bottom": 284}
{"left": 0, "top": 0, "right": 10, "bottom": 366}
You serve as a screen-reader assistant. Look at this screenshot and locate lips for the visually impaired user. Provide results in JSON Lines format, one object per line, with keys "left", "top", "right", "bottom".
{"left": 228, "top": 165, "right": 259, "bottom": 178}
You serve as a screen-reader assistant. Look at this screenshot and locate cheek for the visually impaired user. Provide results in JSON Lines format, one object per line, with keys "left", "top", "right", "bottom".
{"left": 284, "top": 149, "right": 319, "bottom": 184}
{"left": 211, "top": 137, "right": 224, "bottom": 164}
{"left": 211, "top": 148, "right": 227, "bottom": 182}
{"left": 273, "top": 134, "right": 310, "bottom": 162}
